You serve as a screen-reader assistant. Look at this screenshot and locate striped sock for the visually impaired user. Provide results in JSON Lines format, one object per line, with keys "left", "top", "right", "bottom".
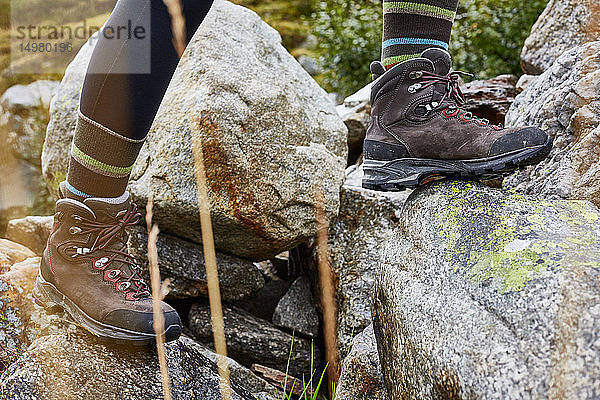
{"left": 382, "top": 0, "right": 459, "bottom": 69}
{"left": 64, "top": 111, "right": 145, "bottom": 199}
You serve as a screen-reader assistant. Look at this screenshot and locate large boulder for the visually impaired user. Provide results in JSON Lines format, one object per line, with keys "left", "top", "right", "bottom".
{"left": 41, "top": 0, "right": 347, "bottom": 261}
{"left": 335, "top": 324, "right": 388, "bottom": 400}
{"left": 520, "top": 0, "right": 599, "bottom": 74}
{"left": 305, "top": 165, "right": 410, "bottom": 357}
{"left": 373, "top": 181, "right": 600, "bottom": 399}
{"left": 504, "top": 42, "right": 600, "bottom": 206}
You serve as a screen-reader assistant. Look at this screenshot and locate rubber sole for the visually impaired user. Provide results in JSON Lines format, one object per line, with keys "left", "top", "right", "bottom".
{"left": 33, "top": 272, "right": 182, "bottom": 346}
{"left": 362, "top": 136, "right": 553, "bottom": 191}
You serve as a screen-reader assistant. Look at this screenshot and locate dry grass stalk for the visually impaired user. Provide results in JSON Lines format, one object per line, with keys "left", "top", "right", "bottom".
{"left": 162, "top": 0, "right": 186, "bottom": 57}
{"left": 191, "top": 135, "right": 232, "bottom": 400}
{"left": 146, "top": 199, "right": 172, "bottom": 400}
{"left": 314, "top": 187, "right": 340, "bottom": 393}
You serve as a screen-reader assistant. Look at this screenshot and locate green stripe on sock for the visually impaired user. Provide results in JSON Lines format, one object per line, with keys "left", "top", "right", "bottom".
{"left": 71, "top": 143, "right": 133, "bottom": 177}
{"left": 383, "top": 2, "right": 456, "bottom": 19}
{"left": 382, "top": 53, "right": 422, "bottom": 67}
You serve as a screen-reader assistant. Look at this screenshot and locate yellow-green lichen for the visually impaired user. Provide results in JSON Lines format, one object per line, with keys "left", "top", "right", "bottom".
{"left": 434, "top": 183, "right": 600, "bottom": 294}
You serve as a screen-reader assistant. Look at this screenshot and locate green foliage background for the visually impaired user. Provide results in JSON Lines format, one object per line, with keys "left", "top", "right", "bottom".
{"left": 312, "top": 0, "right": 548, "bottom": 97}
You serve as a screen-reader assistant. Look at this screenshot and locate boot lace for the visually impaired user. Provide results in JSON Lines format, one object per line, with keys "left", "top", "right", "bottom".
{"left": 70, "top": 203, "right": 151, "bottom": 300}
{"left": 412, "top": 70, "right": 503, "bottom": 130}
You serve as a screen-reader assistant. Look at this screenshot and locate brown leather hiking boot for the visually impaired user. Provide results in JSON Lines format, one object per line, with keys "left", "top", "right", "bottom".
{"left": 33, "top": 182, "right": 182, "bottom": 344}
{"left": 362, "top": 48, "right": 552, "bottom": 191}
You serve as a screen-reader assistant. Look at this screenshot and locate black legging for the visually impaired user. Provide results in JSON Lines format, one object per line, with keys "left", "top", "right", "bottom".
{"left": 80, "top": 0, "right": 214, "bottom": 141}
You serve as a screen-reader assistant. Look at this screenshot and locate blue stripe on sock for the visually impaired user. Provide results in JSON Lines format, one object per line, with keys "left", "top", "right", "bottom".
{"left": 65, "top": 181, "right": 92, "bottom": 198}
{"left": 382, "top": 38, "right": 449, "bottom": 50}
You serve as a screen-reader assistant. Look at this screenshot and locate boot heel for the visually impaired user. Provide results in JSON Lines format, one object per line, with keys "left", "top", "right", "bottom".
{"left": 33, "top": 275, "right": 64, "bottom": 314}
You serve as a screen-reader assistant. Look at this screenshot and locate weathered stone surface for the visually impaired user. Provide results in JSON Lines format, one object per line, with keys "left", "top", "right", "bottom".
{"left": 335, "top": 324, "right": 387, "bottom": 400}
{"left": 336, "top": 84, "right": 371, "bottom": 164}
{"left": 521, "top": 0, "right": 599, "bottom": 74}
{"left": 0, "top": 239, "right": 36, "bottom": 271}
{"left": 189, "top": 302, "right": 319, "bottom": 378}
{"left": 42, "top": 0, "right": 347, "bottom": 261}
{"left": 461, "top": 75, "right": 517, "bottom": 125}
{"left": 373, "top": 181, "right": 600, "bottom": 399}
{"left": 310, "top": 165, "right": 409, "bottom": 357}
{"left": 127, "top": 226, "right": 264, "bottom": 301}
{"left": 0, "top": 332, "right": 264, "bottom": 400}
{"left": 194, "top": 341, "right": 284, "bottom": 399}
{"left": 0, "top": 256, "right": 39, "bottom": 371}
{"left": 272, "top": 276, "right": 319, "bottom": 338}
{"left": 504, "top": 42, "right": 600, "bottom": 206}
{"left": 515, "top": 74, "right": 538, "bottom": 93}
{"left": 6, "top": 215, "right": 53, "bottom": 256}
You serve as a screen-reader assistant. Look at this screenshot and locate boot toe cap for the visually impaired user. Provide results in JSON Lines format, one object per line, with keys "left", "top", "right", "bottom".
{"left": 489, "top": 127, "right": 549, "bottom": 157}
{"left": 103, "top": 305, "right": 182, "bottom": 342}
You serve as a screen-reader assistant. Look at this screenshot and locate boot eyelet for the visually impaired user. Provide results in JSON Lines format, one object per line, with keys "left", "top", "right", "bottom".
{"left": 69, "top": 226, "right": 82, "bottom": 235}
{"left": 407, "top": 83, "right": 422, "bottom": 93}
{"left": 93, "top": 257, "right": 110, "bottom": 269}
{"left": 117, "top": 282, "right": 131, "bottom": 292}
{"left": 73, "top": 215, "right": 82, "bottom": 221}
{"left": 107, "top": 269, "right": 121, "bottom": 280}
{"left": 409, "top": 71, "right": 423, "bottom": 79}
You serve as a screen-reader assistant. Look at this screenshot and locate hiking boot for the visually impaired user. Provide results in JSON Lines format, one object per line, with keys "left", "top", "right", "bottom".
{"left": 33, "top": 182, "right": 182, "bottom": 345}
{"left": 362, "top": 47, "right": 552, "bottom": 191}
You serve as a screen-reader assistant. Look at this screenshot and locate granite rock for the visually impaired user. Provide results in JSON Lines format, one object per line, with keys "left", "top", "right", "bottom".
{"left": 373, "top": 181, "right": 600, "bottom": 399}
{"left": 272, "top": 276, "right": 319, "bottom": 338}
{"left": 6, "top": 216, "right": 53, "bottom": 256}
{"left": 461, "top": 74, "right": 517, "bottom": 125}
{"left": 127, "top": 225, "right": 264, "bottom": 301}
{"left": 188, "top": 301, "right": 319, "bottom": 378}
{"left": 0, "top": 332, "right": 262, "bottom": 400}
{"left": 308, "top": 165, "right": 410, "bottom": 358}
{"left": 520, "top": 0, "right": 599, "bottom": 74}
{"left": 335, "top": 324, "right": 388, "bottom": 400}
{"left": 336, "top": 84, "right": 371, "bottom": 164}
{"left": 504, "top": 42, "right": 600, "bottom": 206}
{"left": 0, "top": 81, "right": 59, "bottom": 113}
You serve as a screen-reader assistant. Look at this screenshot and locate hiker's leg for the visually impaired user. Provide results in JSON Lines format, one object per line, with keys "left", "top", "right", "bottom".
{"left": 34, "top": 0, "right": 214, "bottom": 345}
{"left": 67, "top": 0, "right": 213, "bottom": 199}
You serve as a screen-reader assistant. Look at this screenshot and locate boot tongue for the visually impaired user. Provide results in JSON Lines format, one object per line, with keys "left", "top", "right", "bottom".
{"left": 420, "top": 47, "right": 452, "bottom": 75}
{"left": 420, "top": 48, "right": 453, "bottom": 104}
